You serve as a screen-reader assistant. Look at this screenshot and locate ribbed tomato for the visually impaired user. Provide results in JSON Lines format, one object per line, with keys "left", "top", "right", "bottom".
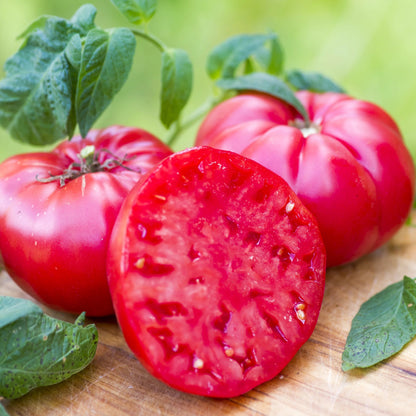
{"left": 0, "top": 125, "right": 172, "bottom": 316}
{"left": 196, "top": 92, "right": 415, "bottom": 266}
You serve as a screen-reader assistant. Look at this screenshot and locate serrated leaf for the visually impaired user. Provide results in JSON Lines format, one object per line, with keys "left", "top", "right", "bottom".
{"left": 286, "top": 69, "right": 345, "bottom": 93}
{"left": 0, "top": 6, "right": 97, "bottom": 145}
{"left": 217, "top": 72, "right": 309, "bottom": 123}
{"left": 207, "top": 33, "right": 283, "bottom": 80}
{"left": 111, "top": 0, "right": 157, "bottom": 25}
{"left": 76, "top": 27, "right": 136, "bottom": 137}
{"left": 342, "top": 276, "right": 416, "bottom": 371}
{"left": 0, "top": 296, "right": 98, "bottom": 400}
{"left": 160, "top": 48, "right": 193, "bottom": 128}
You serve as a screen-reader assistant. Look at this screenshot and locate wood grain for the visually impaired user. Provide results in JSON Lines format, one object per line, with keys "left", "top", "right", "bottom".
{"left": 2, "top": 217, "right": 416, "bottom": 416}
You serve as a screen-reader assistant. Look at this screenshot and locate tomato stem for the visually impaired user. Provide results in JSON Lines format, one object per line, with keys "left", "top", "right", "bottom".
{"left": 131, "top": 28, "right": 167, "bottom": 52}
{"left": 79, "top": 145, "right": 96, "bottom": 166}
{"left": 165, "top": 93, "right": 227, "bottom": 147}
{"left": 36, "top": 146, "right": 138, "bottom": 187}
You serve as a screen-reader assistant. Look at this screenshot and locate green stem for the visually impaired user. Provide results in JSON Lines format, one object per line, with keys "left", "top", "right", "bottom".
{"left": 79, "top": 145, "right": 95, "bottom": 167}
{"left": 131, "top": 28, "right": 167, "bottom": 52}
{"left": 165, "top": 94, "right": 225, "bottom": 146}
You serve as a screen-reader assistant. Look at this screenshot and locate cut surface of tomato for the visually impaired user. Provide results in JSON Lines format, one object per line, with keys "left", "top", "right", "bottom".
{"left": 108, "top": 146, "right": 326, "bottom": 397}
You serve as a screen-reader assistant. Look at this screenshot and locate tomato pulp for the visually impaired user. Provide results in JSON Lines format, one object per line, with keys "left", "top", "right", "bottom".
{"left": 108, "top": 146, "right": 326, "bottom": 397}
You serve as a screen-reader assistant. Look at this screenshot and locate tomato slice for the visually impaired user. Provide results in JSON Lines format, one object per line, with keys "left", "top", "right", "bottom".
{"left": 107, "top": 146, "right": 326, "bottom": 397}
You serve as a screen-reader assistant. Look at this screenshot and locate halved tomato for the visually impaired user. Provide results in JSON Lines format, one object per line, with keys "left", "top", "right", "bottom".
{"left": 107, "top": 146, "right": 326, "bottom": 397}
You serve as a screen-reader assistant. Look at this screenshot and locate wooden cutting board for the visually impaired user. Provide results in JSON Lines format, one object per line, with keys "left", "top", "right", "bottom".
{"left": 2, "top": 215, "right": 416, "bottom": 416}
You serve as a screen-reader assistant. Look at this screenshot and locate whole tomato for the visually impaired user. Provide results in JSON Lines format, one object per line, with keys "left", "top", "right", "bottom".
{"left": 0, "top": 125, "right": 173, "bottom": 316}
{"left": 196, "top": 92, "right": 415, "bottom": 267}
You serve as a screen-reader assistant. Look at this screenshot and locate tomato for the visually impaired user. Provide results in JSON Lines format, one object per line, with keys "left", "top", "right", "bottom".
{"left": 0, "top": 125, "right": 172, "bottom": 316}
{"left": 107, "top": 146, "right": 326, "bottom": 397}
{"left": 196, "top": 91, "right": 415, "bottom": 267}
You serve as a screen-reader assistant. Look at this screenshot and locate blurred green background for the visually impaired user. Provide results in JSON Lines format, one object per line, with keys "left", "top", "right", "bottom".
{"left": 0, "top": 0, "right": 415, "bottom": 160}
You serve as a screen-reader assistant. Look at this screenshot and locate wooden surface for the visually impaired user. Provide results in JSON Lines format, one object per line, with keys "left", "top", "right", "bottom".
{"left": 3, "top": 217, "right": 416, "bottom": 415}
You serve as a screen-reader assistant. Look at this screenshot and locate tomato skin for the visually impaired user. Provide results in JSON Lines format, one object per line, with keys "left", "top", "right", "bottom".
{"left": 108, "top": 146, "right": 326, "bottom": 397}
{"left": 196, "top": 92, "right": 415, "bottom": 266}
{"left": 0, "top": 126, "right": 172, "bottom": 316}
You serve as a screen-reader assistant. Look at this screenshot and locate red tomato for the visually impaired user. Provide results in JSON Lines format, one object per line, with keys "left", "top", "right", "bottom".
{"left": 107, "top": 146, "right": 326, "bottom": 397}
{"left": 196, "top": 92, "right": 415, "bottom": 267}
{"left": 0, "top": 126, "right": 172, "bottom": 316}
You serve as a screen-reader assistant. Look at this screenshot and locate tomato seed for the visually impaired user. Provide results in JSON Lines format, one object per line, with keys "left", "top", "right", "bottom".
{"left": 285, "top": 201, "right": 295, "bottom": 213}
{"left": 224, "top": 347, "right": 234, "bottom": 358}
{"left": 296, "top": 309, "right": 306, "bottom": 322}
{"left": 134, "top": 257, "right": 145, "bottom": 269}
{"left": 193, "top": 357, "right": 204, "bottom": 369}
{"left": 154, "top": 194, "right": 167, "bottom": 201}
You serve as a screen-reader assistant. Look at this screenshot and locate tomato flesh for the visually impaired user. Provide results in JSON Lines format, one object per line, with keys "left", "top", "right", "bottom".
{"left": 108, "top": 146, "right": 326, "bottom": 397}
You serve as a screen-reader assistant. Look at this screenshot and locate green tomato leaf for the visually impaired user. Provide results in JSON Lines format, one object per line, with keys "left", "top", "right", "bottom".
{"left": 207, "top": 33, "right": 283, "bottom": 80}
{"left": 0, "top": 6, "right": 97, "bottom": 145}
{"left": 267, "top": 36, "right": 284, "bottom": 75}
{"left": 65, "top": 34, "right": 83, "bottom": 73}
{"left": 342, "top": 276, "right": 416, "bottom": 371}
{"left": 76, "top": 27, "right": 136, "bottom": 137}
{"left": 69, "top": 4, "right": 98, "bottom": 35}
{"left": 17, "top": 15, "right": 53, "bottom": 41}
{"left": 160, "top": 48, "right": 193, "bottom": 128}
{"left": 111, "top": 0, "right": 157, "bottom": 25}
{"left": 217, "top": 72, "right": 309, "bottom": 123}
{"left": 252, "top": 35, "right": 284, "bottom": 76}
{"left": 64, "top": 35, "right": 83, "bottom": 140}
{"left": 243, "top": 58, "right": 255, "bottom": 75}
{"left": 286, "top": 69, "right": 346, "bottom": 93}
{"left": 0, "top": 296, "right": 98, "bottom": 400}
